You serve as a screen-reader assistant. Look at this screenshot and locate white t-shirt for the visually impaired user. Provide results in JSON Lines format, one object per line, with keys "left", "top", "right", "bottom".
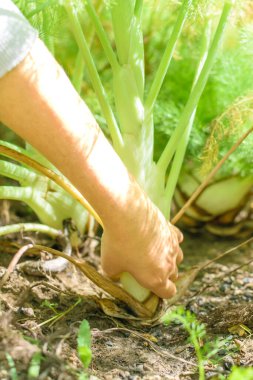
{"left": 0, "top": 0, "right": 37, "bottom": 77}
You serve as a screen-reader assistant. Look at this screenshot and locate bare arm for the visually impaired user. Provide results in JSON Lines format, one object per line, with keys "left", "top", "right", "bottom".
{"left": 0, "top": 38, "right": 183, "bottom": 298}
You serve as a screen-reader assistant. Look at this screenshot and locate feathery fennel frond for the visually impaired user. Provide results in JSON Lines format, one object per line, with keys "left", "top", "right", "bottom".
{"left": 14, "top": 0, "right": 66, "bottom": 52}
{"left": 200, "top": 93, "right": 253, "bottom": 177}
{"left": 153, "top": 14, "right": 253, "bottom": 178}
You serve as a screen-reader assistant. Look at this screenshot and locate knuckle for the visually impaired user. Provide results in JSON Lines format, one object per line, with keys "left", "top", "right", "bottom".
{"left": 176, "top": 228, "right": 184, "bottom": 243}
{"left": 171, "top": 224, "right": 184, "bottom": 243}
{"left": 177, "top": 248, "right": 184, "bottom": 264}
{"left": 168, "top": 260, "right": 177, "bottom": 276}
{"left": 160, "top": 282, "right": 177, "bottom": 299}
{"left": 170, "top": 267, "right": 179, "bottom": 282}
{"left": 168, "top": 285, "right": 177, "bottom": 298}
{"left": 150, "top": 275, "right": 165, "bottom": 289}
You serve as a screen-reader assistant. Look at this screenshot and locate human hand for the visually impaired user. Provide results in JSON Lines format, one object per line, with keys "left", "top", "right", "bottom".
{"left": 101, "top": 202, "right": 183, "bottom": 299}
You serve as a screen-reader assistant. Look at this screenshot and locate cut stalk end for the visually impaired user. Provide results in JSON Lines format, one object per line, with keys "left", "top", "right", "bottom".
{"left": 120, "top": 272, "right": 151, "bottom": 302}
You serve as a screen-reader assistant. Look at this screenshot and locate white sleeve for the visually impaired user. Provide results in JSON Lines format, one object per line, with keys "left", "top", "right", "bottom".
{"left": 0, "top": 0, "right": 38, "bottom": 78}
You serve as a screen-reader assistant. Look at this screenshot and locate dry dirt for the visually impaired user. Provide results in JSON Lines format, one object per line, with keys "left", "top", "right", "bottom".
{"left": 0, "top": 203, "right": 253, "bottom": 380}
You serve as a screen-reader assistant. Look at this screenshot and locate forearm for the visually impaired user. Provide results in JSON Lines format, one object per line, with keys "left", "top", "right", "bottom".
{"left": 0, "top": 38, "right": 147, "bottom": 232}
{"left": 0, "top": 35, "right": 184, "bottom": 298}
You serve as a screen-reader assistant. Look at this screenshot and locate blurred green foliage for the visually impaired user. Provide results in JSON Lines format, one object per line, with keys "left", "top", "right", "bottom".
{"left": 14, "top": 0, "right": 253, "bottom": 178}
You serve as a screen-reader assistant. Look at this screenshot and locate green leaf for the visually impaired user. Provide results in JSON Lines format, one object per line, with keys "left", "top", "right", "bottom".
{"left": 28, "top": 352, "right": 42, "bottom": 379}
{"left": 78, "top": 373, "right": 89, "bottom": 380}
{"left": 78, "top": 347, "right": 92, "bottom": 369}
{"left": 77, "top": 320, "right": 92, "bottom": 369}
{"left": 5, "top": 354, "right": 18, "bottom": 380}
{"left": 228, "top": 367, "right": 253, "bottom": 380}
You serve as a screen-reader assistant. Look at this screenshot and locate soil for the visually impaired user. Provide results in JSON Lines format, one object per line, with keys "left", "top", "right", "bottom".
{"left": 0, "top": 201, "right": 253, "bottom": 380}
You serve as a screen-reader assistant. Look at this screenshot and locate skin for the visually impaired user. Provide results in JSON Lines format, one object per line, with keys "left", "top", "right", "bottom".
{"left": 0, "top": 37, "right": 183, "bottom": 299}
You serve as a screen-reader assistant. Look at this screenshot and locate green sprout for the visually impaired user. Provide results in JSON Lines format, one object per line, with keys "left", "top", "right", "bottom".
{"left": 162, "top": 307, "right": 232, "bottom": 380}
{"left": 77, "top": 319, "right": 92, "bottom": 370}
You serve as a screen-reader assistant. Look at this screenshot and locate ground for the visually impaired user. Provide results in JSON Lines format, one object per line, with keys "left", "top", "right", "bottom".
{"left": 0, "top": 203, "right": 253, "bottom": 380}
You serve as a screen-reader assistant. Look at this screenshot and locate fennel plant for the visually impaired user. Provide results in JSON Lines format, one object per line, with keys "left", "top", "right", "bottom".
{"left": 149, "top": 2, "right": 253, "bottom": 232}
{"left": 5, "top": 0, "right": 240, "bottom": 303}
{"left": 62, "top": 0, "right": 234, "bottom": 300}
{"left": 0, "top": 141, "right": 89, "bottom": 233}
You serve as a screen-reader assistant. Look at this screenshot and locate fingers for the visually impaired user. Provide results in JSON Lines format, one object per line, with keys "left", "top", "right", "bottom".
{"left": 104, "top": 261, "right": 179, "bottom": 300}
{"left": 166, "top": 244, "right": 182, "bottom": 284}
{"left": 169, "top": 223, "right": 184, "bottom": 266}
{"left": 167, "top": 247, "right": 181, "bottom": 281}
{"left": 173, "top": 225, "right": 184, "bottom": 243}
{"left": 176, "top": 246, "right": 183, "bottom": 264}
{"left": 169, "top": 267, "right": 178, "bottom": 282}
{"left": 100, "top": 219, "right": 184, "bottom": 301}
{"left": 152, "top": 278, "right": 177, "bottom": 299}
{"left": 168, "top": 221, "right": 183, "bottom": 242}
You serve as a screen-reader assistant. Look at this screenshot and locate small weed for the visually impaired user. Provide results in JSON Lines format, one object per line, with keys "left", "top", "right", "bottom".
{"left": 41, "top": 299, "right": 59, "bottom": 314}
{"left": 5, "top": 353, "right": 18, "bottom": 380}
{"left": 23, "top": 335, "right": 41, "bottom": 346}
{"left": 39, "top": 298, "right": 82, "bottom": 327}
{"left": 162, "top": 307, "right": 231, "bottom": 380}
{"left": 77, "top": 319, "right": 92, "bottom": 370}
{"left": 27, "top": 352, "right": 42, "bottom": 380}
{"left": 6, "top": 345, "right": 42, "bottom": 379}
{"left": 228, "top": 366, "right": 253, "bottom": 380}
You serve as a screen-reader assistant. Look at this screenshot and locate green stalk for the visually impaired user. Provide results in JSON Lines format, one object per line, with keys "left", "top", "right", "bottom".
{"left": 164, "top": 119, "right": 194, "bottom": 218}
{"left": 164, "top": 21, "right": 212, "bottom": 218}
{"left": 0, "top": 223, "right": 61, "bottom": 238}
{"left": 162, "top": 312, "right": 205, "bottom": 380}
{"left": 0, "top": 142, "right": 102, "bottom": 226}
{"left": 157, "top": 1, "right": 233, "bottom": 175}
{"left": 45, "top": 190, "right": 89, "bottom": 233}
{"left": 134, "top": 0, "right": 143, "bottom": 19}
{"left": 110, "top": 0, "right": 135, "bottom": 65}
{"left": 128, "top": 14, "right": 144, "bottom": 98}
{"left": 0, "top": 186, "right": 62, "bottom": 227}
{"left": 0, "top": 160, "right": 38, "bottom": 186}
{"left": 0, "top": 140, "right": 49, "bottom": 174}
{"left": 64, "top": 2, "right": 123, "bottom": 152}
{"left": 0, "top": 180, "right": 87, "bottom": 232}
{"left": 145, "top": 0, "right": 191, "bottom": 115}
{"left": 73, "top": 2, "right": 103, "bottom": 94}
{"left": 110, "top": 2, "right": 145, "bottom": 137}
{"left": 181, "top": 319, "right": 205, "bottom": 380}
{"left": 72, "top": 50, "right": 84, "bottom": 94}
{"left": 0, "top": 140, "right": 28, "bottom": 156}
{"left": 85, "top": 0, "right": 119, "bottom": 72}
{"left": 0, "top": 186, "right": 33, "bottom": 203}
